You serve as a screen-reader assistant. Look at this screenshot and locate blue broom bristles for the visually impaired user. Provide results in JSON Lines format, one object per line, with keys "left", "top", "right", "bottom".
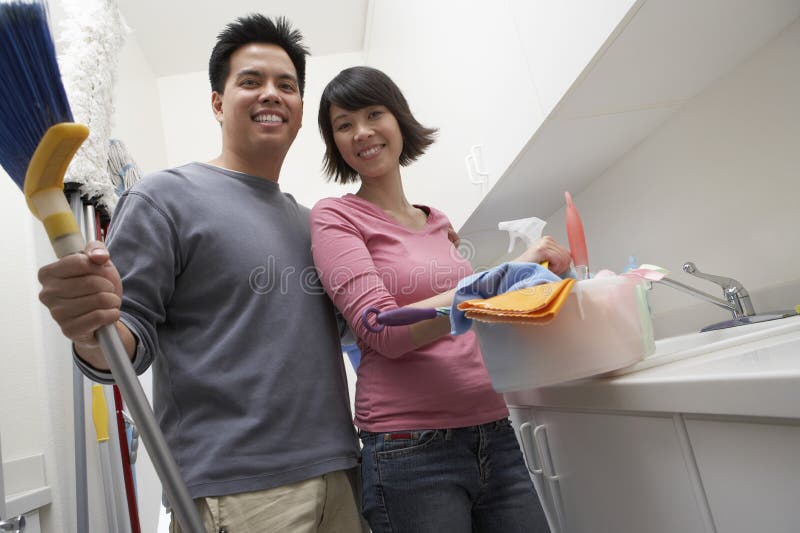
{"left": 0, "top": 0, "right": 74, "bottom": 189}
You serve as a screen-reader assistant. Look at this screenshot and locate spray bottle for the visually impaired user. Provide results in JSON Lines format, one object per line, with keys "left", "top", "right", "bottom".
{"left": 498, "top": 216, "right": 547, "bottom": 256}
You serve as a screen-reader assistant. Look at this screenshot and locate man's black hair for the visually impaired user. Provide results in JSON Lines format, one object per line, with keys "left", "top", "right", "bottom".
{"left": 209, "top": 14, "right": 309, "bottom": 97}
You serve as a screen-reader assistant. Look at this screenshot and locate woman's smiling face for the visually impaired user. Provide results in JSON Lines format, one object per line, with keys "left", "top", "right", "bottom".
{"left": 329, "top": 104, "right": 404, "bottom": 180}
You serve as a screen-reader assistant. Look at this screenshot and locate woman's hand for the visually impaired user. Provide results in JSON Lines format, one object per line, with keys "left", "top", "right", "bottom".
{"left": 446, "top": 224, "right": 460, "bottom": 248}
{"left": 513, "top": 236, "right": 572, "bottom": 275}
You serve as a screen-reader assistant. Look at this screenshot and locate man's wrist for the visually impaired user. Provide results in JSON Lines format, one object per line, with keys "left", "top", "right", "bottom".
{"left": 74, "top": 339, "right": 100, "bottom": 351}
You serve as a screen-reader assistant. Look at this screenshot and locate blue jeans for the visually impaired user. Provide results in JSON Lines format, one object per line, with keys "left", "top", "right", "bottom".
{"left": 359, "top": 418, "right": 550, "bottom": 533}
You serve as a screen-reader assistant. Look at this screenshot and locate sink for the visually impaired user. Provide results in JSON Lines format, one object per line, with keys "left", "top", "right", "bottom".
{"left": 608, "top": 314, "right": 800, "bottom": 376}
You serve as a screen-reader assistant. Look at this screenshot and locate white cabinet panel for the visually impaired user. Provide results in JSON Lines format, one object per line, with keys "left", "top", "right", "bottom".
{"left": 0, "top": 511, "right": 41, "bottom": 533}
{"left": 532, "top": 409, "right": 707, "bottom": 533}
{"left": 557, "top": 0, "right": 800, "bottom": 118}
{"left": 1, "top": 451, "right": 50, "bottom": 525}
{"left": 508, "top": 0, "right": 636, "bottom": 117}
{"left": 686, "top": 418, "right": 800, "bottom": 533}
{"left": 365, "top": 0, "right": 542, "bottom": 229}
{"left": 461, "top": 0, "right": 800, "bottom": 268}
{"left": 25, "top": 511, "right": 41, "bottom": 533}
{"left": 461, "top": 103, "right": 678, "bottom": 266}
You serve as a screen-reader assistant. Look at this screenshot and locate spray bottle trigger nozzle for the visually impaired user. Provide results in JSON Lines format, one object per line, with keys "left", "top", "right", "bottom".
{"left": 498, "top": 217, "right": 547, "bottom": 255}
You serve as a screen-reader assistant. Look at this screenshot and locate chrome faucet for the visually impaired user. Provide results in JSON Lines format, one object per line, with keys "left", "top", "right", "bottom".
{"left": 655, "top": 262, "right": 755, "bottom": 319}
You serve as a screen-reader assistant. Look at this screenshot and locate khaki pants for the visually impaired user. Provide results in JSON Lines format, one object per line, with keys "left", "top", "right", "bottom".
{"left": 170, "top": 469, "right": 364, "bottom": 533}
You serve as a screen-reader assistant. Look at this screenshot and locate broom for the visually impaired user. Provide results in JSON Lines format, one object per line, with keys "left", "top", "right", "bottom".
{"left": 0, "top": 2, "right": 203, "bottom": 531}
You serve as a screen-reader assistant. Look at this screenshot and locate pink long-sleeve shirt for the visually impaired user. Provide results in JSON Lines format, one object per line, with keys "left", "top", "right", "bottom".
{"left": 310, "top": 194, "right": 508, "bottom": 432}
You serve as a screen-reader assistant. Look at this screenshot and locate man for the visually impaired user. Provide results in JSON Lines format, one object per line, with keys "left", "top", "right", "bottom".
{"left": 38, "top": 15, "right": 362, "bottom": 532}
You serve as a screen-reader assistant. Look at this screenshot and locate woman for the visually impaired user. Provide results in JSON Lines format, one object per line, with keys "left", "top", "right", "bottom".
{"left": 310, "top": 66, "right": 570, "bottom": 533}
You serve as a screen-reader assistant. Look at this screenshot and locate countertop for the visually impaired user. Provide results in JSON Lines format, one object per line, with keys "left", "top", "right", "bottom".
{"left": 504, "top": 315, "right": 800, "bottom": 419}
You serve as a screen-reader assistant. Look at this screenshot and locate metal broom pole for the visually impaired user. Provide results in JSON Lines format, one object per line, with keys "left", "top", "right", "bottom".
{"left": 69, "top": 190, "right": 90, "bottom": 533}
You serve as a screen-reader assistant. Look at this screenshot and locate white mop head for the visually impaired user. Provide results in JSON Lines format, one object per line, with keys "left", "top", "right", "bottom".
{"left": 58, "top": 0, "right": 126, "bottom": 213}
{"left": 107, "top": 138, "right": 142, "bottom": 195}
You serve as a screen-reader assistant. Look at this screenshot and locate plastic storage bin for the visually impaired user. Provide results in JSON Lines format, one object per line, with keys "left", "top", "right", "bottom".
{"left": 474, "top": 275, "right": 654, "bottom": 392}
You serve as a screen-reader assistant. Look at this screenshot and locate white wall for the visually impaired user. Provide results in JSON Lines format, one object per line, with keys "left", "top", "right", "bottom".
{"left": 544, "top": 19, "right": 800, "bottom": 337}
{"left": 113, "top": 29, "right": 169, "bottom": 175}
{"left": 0, "top": 0, "right": 71, "bottom": 528}
{"left": 0, "top": 177, "right": 65, "bottom": 528}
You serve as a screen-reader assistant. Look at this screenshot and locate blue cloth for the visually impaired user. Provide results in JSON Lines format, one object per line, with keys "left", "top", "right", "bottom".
{"left": 450, "top": 262, "right": 561, "bottom": 335}
{"left": 342, "top": 343, "right": 361, "bottom": 370}
{"left": 358, "top": 419, "right": 549, "bottom": 533}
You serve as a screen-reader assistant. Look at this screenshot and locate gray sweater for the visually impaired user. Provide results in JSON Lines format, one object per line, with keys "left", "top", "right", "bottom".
{"left": 76, "top": 162, "right": 358, "bottom": 498}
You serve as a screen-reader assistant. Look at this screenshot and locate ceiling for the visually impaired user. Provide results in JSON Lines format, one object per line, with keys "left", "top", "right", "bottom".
{"left": 117, "top": 0, "right": 369, "bottom": 78}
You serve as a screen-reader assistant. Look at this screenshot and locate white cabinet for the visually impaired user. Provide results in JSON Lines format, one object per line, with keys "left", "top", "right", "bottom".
{"left": 507, "top": 0, "right": 636, "bottom": 119}
{"left": 0, "top": 511, "right": 41, "bottom": 533}
{"left": 507, "top": 402, "right": 800, "bottom": 532}
{"left": 1, "top": 443, "right": 50, "bottom": 533}
{"left": 365, "top": 0, "right": 542, "bottom": 230}
{"left": 514, "top": 408, "right": 709, "bottom": 533}
{"left": 364, "top": 0, "right": 642, "bottom": 239}
{"left": 685, "top": 418, "right": 800, "bottom": 533}
{"left": 460, "top": 0, "right": 800, "bottom": 267}
{"left": 502, "top": 324, "right": 800, "bottom": 532}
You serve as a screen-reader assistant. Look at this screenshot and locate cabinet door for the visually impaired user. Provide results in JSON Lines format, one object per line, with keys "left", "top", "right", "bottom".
{"left": 533, "top": 408, "right": 708, "bottom": 533}
{"left": 686, "top": 418, "right": 800, "bottom": 533}
{"left": 365, "top": 0, "right": 542, "bottom": 230}
{"left": 507, "top": 0, "right": 636, "bottom": 118}
{"left": 507, "top": 407, "right": 562, "bottom": 532}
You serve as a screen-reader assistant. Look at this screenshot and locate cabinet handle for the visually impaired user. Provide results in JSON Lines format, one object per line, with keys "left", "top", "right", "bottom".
{"left": 0, "top": 515, "right": 26, "bottom": 532}
{"left": 533, "top": 425, "right": 560, "bottom": 480}
{"left": 518, "top": 422, "right": 544, "bottom": 475}
{"left": 533, "top": 424, "right": 568, "bottom": 533}
{"left": 521, "top": 422, "right": 563, "bottom": 533}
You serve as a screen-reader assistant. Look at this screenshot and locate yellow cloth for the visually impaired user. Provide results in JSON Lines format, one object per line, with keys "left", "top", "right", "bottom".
{"left": 457, "top": 278, "right": 575, "bottom": 325}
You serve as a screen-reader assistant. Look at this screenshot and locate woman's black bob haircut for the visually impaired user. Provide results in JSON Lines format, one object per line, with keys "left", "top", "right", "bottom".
{"left": 318, "top": 66, "right": 438, "bottom": 183}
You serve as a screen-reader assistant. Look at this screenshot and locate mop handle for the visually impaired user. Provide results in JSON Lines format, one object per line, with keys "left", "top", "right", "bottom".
{"left": 91, "top": 385, "right": 121, "bottom": 532}
{"left": 362, "top": 306, "right": 439, "bottom": 333}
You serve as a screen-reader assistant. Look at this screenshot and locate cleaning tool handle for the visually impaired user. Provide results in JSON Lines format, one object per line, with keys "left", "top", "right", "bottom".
{"left": 93, "top": 382, "right": 125, "bottom": 531}
{"left": 114, "top": 386, "right": 142, "bottom": 533}
{"left": 564, "top": 191, "right": 589, "bottom": 280}
{"left": 379, "top": 307, "right": 439, "bottom": 325}
{"left": 24, "top": 125, "right": 204, "bottom": 531}
{"left": 84, "top": 202, "right": 133, "bottom": 533}
{"left": 96, "top": 324, "right": 203, "bottom": 532}
{"left": 91, "top": 385, "right": 110, "bottom": 442}
{"left": 362, "top": 306, "right": 439, "bottom": 332}
{"left": 25, "top": 124, "right": 89, "bottom": 256}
